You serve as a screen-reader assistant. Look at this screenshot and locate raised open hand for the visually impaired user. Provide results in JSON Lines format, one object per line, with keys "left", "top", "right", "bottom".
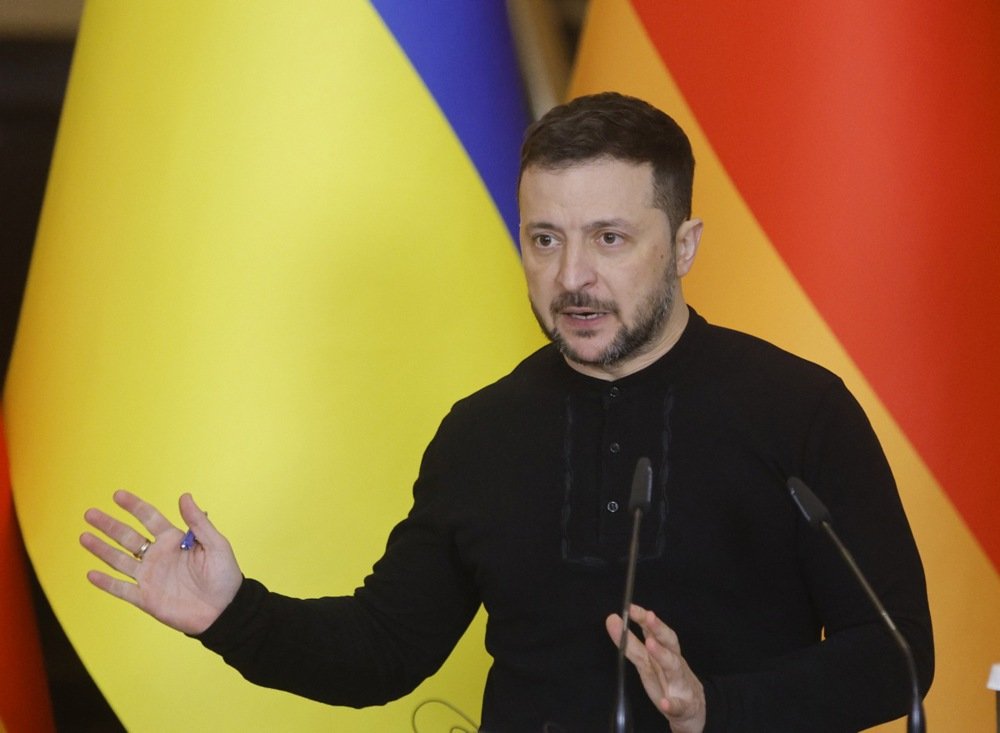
{"left": 606, "top": 604, "right": 706, "bottom": 733}
{"left": 81, "top": 490, "right": 243, "bottom": 635}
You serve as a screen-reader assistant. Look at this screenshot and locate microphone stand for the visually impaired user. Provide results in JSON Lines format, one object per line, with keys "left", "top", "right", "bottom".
{"left": 613, "top": 457, "right": 653, "bottom": 733}
{"left": 787, "top": 477, "right": 926, "bottom": 733}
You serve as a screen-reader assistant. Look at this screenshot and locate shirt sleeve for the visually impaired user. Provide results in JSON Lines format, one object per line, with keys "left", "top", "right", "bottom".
{"left": 195, "top": 411, "right": 481, "bottom": 707}
{"left": 702, "top": 379, "right": 934, "bottom": 731}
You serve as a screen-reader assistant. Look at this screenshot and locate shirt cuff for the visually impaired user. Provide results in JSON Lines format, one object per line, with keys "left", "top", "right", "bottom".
{"left": 191, "top": 576, "right": 266, "bottom": 652}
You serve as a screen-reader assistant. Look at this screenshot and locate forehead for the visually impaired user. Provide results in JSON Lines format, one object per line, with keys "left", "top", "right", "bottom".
{"left": 518, "top": 158, "right": 657, "bottom": 215}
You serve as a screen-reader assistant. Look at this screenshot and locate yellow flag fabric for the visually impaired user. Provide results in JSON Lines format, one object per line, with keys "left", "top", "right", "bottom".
{"left": 4, "top": 2, "right": 541, "bottom": 730}
{"left": 569, "top": 1, "right": 1000, "bottom": 730}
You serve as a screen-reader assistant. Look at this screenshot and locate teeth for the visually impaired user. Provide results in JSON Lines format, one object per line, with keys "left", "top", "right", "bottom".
{"left": 570, "top": 312, "right": 601, "bottom": 320}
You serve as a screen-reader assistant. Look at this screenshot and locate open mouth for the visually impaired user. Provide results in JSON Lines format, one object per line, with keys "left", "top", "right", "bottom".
{"left": 563, "top": 310, "right": 606, "bottom": 321}
{"left": 552, "top": 293, "right": 617, "bottom": 323}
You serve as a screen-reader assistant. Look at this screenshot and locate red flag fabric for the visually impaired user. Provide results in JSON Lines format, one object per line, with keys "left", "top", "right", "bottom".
{"left": 630, "top": 0, "right": 1000, "bottom": 576}
{"left": 0, "top": 412, "right": 55, "bottom": 733}
{"left": 569, "top": 1, "right": 1000, "bottom": 729}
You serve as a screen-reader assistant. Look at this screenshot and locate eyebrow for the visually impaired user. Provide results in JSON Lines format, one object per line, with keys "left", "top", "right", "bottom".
{"left": 523, "top": 218, "right": 633, "bottom": 233}
{"left": 523, "top": 220, "right": 559, "bottom": 232}
{"left": 583, "top": 218, "right": 632, "bottom": 233}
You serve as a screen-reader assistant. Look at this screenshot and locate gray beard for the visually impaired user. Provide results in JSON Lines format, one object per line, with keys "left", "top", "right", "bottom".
{"left": 531, "top": 276, "right": 676, "bottom": 369}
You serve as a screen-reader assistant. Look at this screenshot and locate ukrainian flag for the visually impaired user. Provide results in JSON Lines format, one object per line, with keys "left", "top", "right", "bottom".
{"left": 4, "top": 2, "right": 541, "bottom": 730}
{"left": 569, "top": 1, "right": 1000, "bottom": 730}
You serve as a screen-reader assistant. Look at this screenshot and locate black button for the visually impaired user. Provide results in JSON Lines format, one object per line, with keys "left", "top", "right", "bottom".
{"left": 609, "top": 386, "right": 620, "bottom": 398}
{"left": 609, "top": 442, "right": 621, "bottom": 454}
{"left": 607, "top": 501, "right": 620, "bottom": 513}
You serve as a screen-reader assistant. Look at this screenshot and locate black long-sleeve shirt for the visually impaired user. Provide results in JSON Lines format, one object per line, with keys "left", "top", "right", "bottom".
{"left": 198, "top": 309, "right": 933, "bottom": 731}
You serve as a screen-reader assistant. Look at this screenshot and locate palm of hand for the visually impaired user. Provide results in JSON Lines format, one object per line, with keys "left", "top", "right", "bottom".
{"left": 131, "top": 529, "right": 242, "bottom": 634}
{"left": 81, "top": 490, "right": 243, "bottom": 636}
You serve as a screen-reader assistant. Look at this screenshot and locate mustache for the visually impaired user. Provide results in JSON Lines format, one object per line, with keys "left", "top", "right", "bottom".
{"left": 550, "top": 291, "right": 619, "bottom": 315}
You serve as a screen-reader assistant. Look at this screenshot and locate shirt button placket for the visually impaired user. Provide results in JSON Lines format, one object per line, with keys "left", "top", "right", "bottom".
{"left": 603, "top": 384, "right": 625, "bottom": 523}
{"left": 607, "top": 386, "right": 622, "bottom": 458}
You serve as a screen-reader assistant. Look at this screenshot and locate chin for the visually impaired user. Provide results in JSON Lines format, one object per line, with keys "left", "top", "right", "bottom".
{"left": 559, "top": 338, "right": 614, "bottom": 366}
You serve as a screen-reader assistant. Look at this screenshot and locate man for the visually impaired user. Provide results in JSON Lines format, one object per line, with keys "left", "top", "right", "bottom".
{"left": 81, "top": 92, "right": 933, "bottom": 731}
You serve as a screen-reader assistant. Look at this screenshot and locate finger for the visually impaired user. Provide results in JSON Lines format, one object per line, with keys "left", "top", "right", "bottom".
{"left": 605, "top": 613, "right": 651, "bottom": 667}
{"left": 607, "top": 607, "right": 649, "bottom": 639}
{"left": 114, "top": 489, "right": 176, "bottom": 536}
{"left": 80, "top": 531, "right": 140, "bottom": 577}
{"left": 605, "top": 612, "right": 622, "bottom": 643}
{"left": 84, "top": 506, "right": 154, "bottom": 558}
{"left": 633, "top": 604, "right": 681, "bottom": 654}
{"left": 178, "top": 493, "right": 226, "bottom": 550}
{"left": 632, "top": 612, "right": 703, "bottom": 720}
{"left": 86, "top": 568, "right": 142, "bottom": 607}
{"left": 615, "top": 609, "right": 680, "bottom": 684}
{"left": 635, "top": 610, "right": 687, "bottom": 681}
{"left": 605, "top": 612, "right": 629, "bottom": 645}
{"left": 607, "top": 613, "right": 674, "bottom": 712}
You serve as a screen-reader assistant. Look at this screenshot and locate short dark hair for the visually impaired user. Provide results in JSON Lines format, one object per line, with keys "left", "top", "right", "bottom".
{"left": 519, "top": 92, "right": 695, "bottom": 237}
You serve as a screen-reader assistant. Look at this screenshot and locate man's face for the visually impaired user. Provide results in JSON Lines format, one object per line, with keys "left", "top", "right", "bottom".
{"left": 519, "top": 158, "right": 686, "bottom": 379}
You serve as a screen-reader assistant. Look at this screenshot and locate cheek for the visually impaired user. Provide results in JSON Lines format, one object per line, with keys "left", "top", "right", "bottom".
{"left": 522, "top": 259, "right": 551, "bottom": 290}
{"left": 525, "top": 282, "right": 553, "bottom": 314}
{"left": 648, "top": 247, "right": 674, "bottom": 280}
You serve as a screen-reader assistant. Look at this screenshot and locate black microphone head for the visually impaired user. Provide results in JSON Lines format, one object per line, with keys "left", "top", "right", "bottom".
{"left": 629, "top": 457, "right": 653, "bottom": 514}
{"left": 787, "top": 476, "right": 832, "bottom": 528}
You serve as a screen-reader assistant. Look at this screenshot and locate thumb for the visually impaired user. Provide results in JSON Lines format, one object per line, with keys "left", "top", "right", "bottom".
{"left": 178, "top": 493, "right": 225, "bottom": 549}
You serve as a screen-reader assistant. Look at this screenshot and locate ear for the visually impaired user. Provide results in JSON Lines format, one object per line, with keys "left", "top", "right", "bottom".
{"left": 673, "top": 218, "right": 703, "bottom": 277}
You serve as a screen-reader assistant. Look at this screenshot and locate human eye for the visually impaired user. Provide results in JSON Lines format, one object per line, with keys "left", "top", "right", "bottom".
{"left": 598, "top": 231, "right": 624, "bottom": 246}
{"left": 532, "top": 232, "right": 558, "bottom": 249}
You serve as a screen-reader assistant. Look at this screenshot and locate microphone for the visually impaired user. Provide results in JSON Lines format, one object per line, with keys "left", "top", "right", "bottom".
{"left": 786, "top": 477, "right": 926, "bottom": 733}
{"left": 613, "top": 457, "right": 653, "bottom": 733}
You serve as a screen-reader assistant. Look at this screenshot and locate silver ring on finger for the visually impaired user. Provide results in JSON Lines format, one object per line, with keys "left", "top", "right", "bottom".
{"left": 133, "top": 538, "right": 152, "bottom": 560}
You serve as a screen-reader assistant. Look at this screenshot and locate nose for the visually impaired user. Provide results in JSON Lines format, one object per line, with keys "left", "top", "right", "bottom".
{"left": 556, "top": 241, "right": 597, "bottom": 292}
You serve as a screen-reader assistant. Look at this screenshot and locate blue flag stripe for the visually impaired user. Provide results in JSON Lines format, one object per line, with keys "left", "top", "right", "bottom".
{"left": 370, "top": 0, "right": 528, "bottom": 244}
